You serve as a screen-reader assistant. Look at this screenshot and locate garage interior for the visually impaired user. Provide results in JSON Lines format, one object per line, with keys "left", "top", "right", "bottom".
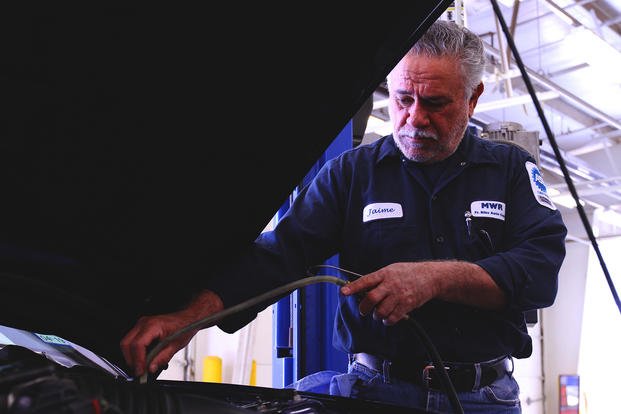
{"left": 157, "top": 1, "right": 621, "bottom": 414}
{"left": 1, "top": 1, "right": 620, "bottom": 413}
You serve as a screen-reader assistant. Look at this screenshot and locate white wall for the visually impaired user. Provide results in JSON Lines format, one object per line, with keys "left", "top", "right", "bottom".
{"left": 499, "top": 205, "right": 593, "bottom": 414}
{"left": 536, "top": 205, "right": 620, "bottom": 414}
{"left": 576, "top": 210, "right": 621, "bottom": 413}
{"left": 514, "top": 321, "right": 545, "bottom": 414}
{"left": 158, "top": 306, "right": 273, "bottom": 387}
{"left": 542, "top": 237, "right": 589, "bottom": 414}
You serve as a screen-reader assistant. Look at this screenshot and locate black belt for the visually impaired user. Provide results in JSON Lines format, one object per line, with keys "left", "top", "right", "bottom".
{"left": 350, "top": 353, "right": 509, "bottom": 392}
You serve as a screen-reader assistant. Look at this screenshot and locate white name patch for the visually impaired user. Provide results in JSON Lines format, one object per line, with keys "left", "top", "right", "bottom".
{"left": 525, "top": 161, "right": 557, "bottom": 210}
{"left": 470, "top": 200, "right": 506, "bottom": 220}
{"left": 362, "top": 202, "right": 403, "bottom": 223}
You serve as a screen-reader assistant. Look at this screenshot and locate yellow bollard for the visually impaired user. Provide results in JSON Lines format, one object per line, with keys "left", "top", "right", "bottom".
{"left": 249, "top": 359, "right": 257, "bottom": 386}
{"left": 202, "top": 356, "right": 222, "bottom": 383}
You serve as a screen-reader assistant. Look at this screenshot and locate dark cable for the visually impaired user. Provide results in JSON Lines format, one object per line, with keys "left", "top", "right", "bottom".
{"left": 309, "top": 264, "right": 464, "bottom": 412}
{"left": 402, "top": 315, "right": 464, "bottom": 414}
{"left": 489, "top": 0, "right": 621, "bottom": 316}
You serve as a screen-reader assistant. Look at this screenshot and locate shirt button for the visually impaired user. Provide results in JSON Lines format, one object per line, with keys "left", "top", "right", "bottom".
{"left": 459, "top": 161, "right": 466, "bottom": 167}
{"left": 435, "top": 235, "right": 444, "bottom": 243}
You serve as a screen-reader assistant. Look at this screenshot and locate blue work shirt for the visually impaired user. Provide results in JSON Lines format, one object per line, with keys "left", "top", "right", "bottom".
{"left": 211, "top": 130, "right": 567, "bottom": 363}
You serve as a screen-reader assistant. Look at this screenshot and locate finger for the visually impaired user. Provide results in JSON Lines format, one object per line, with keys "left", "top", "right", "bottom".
{"left": 130, "top": 326, "right": 163, "bottom": 377}
{"left": 381, "top": 300, "right": 414, "bottom": 325}
{"left": 382, "top": 317, "right": 396, "bottom": 326}
{"left": 148, "top": 336, "right": 188, "bottom": 374}
{"left": 148, "top": 344, "right": 175, "bottom": 374}
{"left": 120, "top": 319, "right": 148, "bottom": 372}
{"left": 358, "top": 287, "right": 388, "bottom": 316}
{"left": 373, "top": 295, "right": 398, "bottom": 321}
{"left": 381, "top": 311, "right": 401, "bottom": 326}
{"left": 340, "top": 273, "right": 381, "bottom": 296}
{"left": 372, "top": 309, "right": 381, "bottom": 320}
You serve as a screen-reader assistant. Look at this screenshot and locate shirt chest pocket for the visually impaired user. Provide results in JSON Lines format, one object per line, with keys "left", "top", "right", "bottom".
{"left": 463, "top": 216, "right": 505, "bottom": 258}
{"left": 355, "top": 220, "right": 424, "bottom": 271}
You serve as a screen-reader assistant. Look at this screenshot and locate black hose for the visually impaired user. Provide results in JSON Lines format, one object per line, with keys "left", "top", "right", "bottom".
{"left": 309, "top": 264, "right": 463, "bottom": 412}
{"left": 403, "top": 315, "right": 464, "bottom": 414}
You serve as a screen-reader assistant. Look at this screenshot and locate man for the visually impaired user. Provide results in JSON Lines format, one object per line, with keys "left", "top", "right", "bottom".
{"left": 121, "top": 20, "right": 567, "bottom": 413}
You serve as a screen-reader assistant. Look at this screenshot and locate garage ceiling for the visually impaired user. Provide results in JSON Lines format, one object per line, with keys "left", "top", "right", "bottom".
{"left": 363, "top": 0, "right": 621, "bottom": 242}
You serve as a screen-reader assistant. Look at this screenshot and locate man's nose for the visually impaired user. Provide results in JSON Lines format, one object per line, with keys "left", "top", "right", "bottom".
{"left": 406, "top": 102, "right": 430, "bottom": 127}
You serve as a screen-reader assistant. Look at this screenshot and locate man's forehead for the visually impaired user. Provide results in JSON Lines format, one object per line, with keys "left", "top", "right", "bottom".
{"left": 390, "top": 73, "right": 458, "bottom": 95}
{"left": 388, "top": 56, "right": 462, "bottom": 92}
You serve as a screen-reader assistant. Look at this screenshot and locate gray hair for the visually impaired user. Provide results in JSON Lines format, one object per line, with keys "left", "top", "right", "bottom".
{"left": 395, "top": 20, "right": 486, "bottom": 96}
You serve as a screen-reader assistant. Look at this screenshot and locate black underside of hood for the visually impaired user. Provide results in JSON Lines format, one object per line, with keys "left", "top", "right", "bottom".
{"left": 0, "top": 3, "right": 452, "bottom": 369}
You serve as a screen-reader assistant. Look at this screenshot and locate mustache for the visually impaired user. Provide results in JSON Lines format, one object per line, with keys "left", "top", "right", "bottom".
{"left": 398, "top": 128, "right": 438, "bottom": 141}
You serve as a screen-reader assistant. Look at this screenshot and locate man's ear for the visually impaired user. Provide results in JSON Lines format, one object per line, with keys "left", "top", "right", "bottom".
{"left": 468, "top": 82, "right": 485, "bottom": 117}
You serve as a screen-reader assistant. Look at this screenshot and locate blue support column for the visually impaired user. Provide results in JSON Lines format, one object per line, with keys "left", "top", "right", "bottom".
{"left": 294, "top": 253, "right": 348, "bottom": 379}
{"left": 272, "top": 121, "right": 353, "bottom": 387}
{"left": 272, "top": 294, "right": 293, "bottom": 387}
{"left": 271, "top": 197, "right": 294, "bottom": 388}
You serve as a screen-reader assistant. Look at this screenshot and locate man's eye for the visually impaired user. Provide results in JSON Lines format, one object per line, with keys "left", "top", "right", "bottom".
{"left": 396, "top": 96, "right": 414, "bottom": 107}
{"left": 425, "top": 100, "right": 445, "bottom": 108}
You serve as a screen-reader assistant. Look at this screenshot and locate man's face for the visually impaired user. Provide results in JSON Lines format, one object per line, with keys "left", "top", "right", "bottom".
{"left": 387, "top": 55, "right": 483, "bottom": 163}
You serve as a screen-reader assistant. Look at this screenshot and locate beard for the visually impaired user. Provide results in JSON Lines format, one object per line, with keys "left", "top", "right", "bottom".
{"left": 394, "top": 111, "right": 470, "bottom": 163}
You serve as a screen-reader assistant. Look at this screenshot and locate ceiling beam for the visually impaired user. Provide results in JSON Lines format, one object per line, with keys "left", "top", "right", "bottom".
{"left": 484, "top": 42, "right": 621, "bottom": 131}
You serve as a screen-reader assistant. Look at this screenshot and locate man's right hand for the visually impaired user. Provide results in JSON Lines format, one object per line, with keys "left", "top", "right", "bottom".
{"left": 120, "top": 289, "right": 224, "bottom": 377}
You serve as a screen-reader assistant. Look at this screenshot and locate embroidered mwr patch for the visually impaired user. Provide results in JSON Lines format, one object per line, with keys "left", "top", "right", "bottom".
{"left": 525, "top": 161, "right": 557, "bottom": 210}
{"left": 362, "top": 202, "right": 403, "bottom": 223}
{"left": 470, "top": 200, "right": 506, "bottom": 220}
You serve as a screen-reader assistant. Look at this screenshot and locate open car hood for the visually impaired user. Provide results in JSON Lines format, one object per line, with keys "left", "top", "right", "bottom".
{"left": 0, "top": 3, "right": 452, "bottom": 373}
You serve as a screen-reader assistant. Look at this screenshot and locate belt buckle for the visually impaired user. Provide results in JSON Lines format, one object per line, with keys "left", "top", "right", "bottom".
{"left": 422, "top": 364, "right": 450, "bottom": 388}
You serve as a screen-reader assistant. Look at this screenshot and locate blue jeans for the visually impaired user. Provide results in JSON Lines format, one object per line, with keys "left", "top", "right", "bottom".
{"left": 288, "top": 359, "right": 521, "bottom": 413}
